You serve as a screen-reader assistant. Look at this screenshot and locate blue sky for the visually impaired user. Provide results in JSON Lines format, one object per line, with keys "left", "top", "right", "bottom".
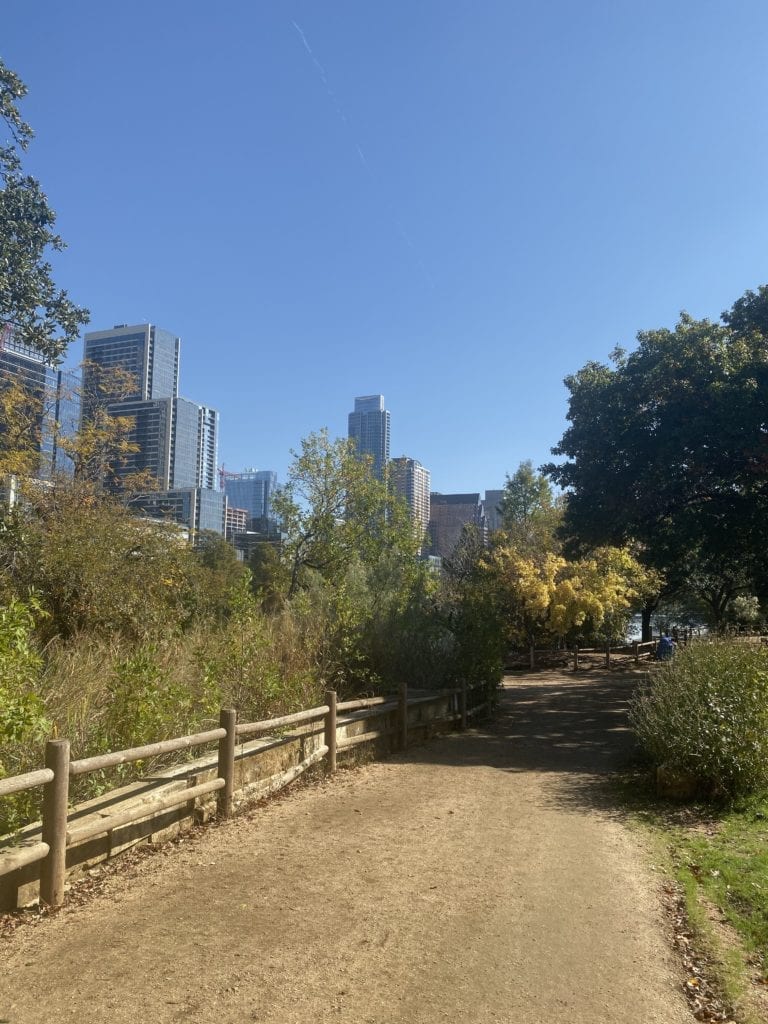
{"left": 4, "top": 1, "right": 768, "bottom": 492}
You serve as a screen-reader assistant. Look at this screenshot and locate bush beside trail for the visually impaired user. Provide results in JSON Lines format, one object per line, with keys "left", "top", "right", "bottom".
{"left": 630, "top": 642, "right": 768, "bottom": 798}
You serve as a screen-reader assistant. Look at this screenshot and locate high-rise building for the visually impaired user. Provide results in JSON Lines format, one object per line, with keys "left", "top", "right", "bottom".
{"left": 129, "top": 487, "right": 227, "bottom": 537}
{"left": 348, "top": 394, "right": 390, "bottom": 480}
{"left": 428, "top": 493, "right": 487, "bottom": 560}
{"left": 83, "top": 323, "right": 179, "bottom": 401}
{"left": 484, "top": 489, "right": 505, "bottom": 534}
{"left": 0, "top": 328, "right": 80, "bottom": 479}
{"left": 196, "top": 405, "right": 218, "bottom": 491}
{"left": 223, "top": 469, "right": 277, "bottom": 526}
{"left": 171, "top": 399, "right": 218, "bottom": 490}
{"left": 225, "top": 505, "right": 249, "bottom": 540}
{"left": 81, "top": 324, "right": 217, "bottom": 494}
{"left": 390, "top": 457, "right": 431, "bottom": 552}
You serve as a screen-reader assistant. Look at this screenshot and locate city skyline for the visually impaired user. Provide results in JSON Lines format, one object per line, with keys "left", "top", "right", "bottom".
{"left": 1, "top": 320, "right": 510, "bottom": 555}
{"left": 7, "top": 3, "right": 765, "bottom": 496}
{"left": 59, "top": 324, "right": 511, "bottom": 500}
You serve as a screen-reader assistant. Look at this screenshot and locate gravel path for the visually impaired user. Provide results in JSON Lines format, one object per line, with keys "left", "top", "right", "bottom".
{"left": 0, "top": 670, "right": 690, "bottom": 1024}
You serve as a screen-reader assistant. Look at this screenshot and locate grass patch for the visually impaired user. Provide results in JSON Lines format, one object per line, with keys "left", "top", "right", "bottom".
{"left": 612, "top": 769, "right": 768, "bottom": 1021}
{"left": 669, "top": 794, "right": 768, "bottom": 975}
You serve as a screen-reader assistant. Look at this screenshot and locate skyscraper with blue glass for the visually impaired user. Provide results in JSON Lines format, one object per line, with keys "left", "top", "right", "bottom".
{"left": 348, "top": 394, "right": 390, "bottom": 480}
{"left": 223, "top": 469, "right": 277, "bottom": 524}
{"left": 83, "top": 323, "right": 179, "bottom": 402}
{"left": 82, "top": 324, "right": 218, "bottom": 493}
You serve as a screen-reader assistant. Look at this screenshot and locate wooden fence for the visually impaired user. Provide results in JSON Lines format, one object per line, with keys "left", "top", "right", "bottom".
{"left": 571, "top": 640, "right": 657, "bottom": 670}
{"left": 0, "top": 680, "right": 492, "bottom": 911}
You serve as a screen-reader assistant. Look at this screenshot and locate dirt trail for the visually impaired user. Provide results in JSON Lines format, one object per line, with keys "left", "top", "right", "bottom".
{"left": 0, "top": 671, "right": 690, "bottom": 1024}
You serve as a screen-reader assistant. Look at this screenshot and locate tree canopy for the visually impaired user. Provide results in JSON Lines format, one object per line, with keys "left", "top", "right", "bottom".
{"left": 271, "top": 429, "right": 420, "bottom": 599}
{"left": 0, "top": 59, "right": 88, "bottom": 361}
{"left": 498, "top": 460, "right": 563, "bottom": 556}
{"left": 545, "top": 286, "right": 768, "bottom": 628}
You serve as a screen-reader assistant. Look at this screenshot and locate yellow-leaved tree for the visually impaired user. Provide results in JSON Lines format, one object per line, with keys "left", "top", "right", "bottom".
{"left": 484, "top": 544, "right": 661, "bottom": 668}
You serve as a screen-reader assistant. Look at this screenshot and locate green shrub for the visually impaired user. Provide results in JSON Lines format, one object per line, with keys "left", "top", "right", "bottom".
{"left": 0, "top": 597, "right": 50, "bottom": 833}
{"left": 630, "top": 642, "right": 768, "bottom": 797}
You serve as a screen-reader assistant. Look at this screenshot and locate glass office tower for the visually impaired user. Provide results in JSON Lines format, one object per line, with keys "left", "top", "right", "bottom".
{"left": 81, "top": 324, "right": 217, "bottom": 494}
{"left": 223, "top": 469, "right": 277, "bottom": 524}
{"left": 348, "top": 394, "right": 390, "bottom": 481}
{"left": 83, "top": 324, "right": 179, "bottom": 401}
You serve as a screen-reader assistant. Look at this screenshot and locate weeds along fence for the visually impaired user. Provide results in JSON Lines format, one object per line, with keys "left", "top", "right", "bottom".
{"left": 0, "top": 680, "right": 492, "bottom": 911}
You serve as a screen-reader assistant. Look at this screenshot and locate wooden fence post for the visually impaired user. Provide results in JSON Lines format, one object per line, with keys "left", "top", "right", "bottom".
{"left": 572, "top": 646, "right": 579, "bottom": 672}
{"left": 40, "top": 738, "right": 70, "bottom": 908}
{"left": 633, "top": 641, "right": 639, "bottom": 664}
{"left": 324, "top": 689, "right": 337, "bottom": 773}
{"left": 460, "top": 680, "right": 468, "bottom": 731}
{"left": 605, "top": 643, "right": 611, "bottom": 668}
{"left": 217, "top": 708, "right": 237, "bottom": 819}
{"left": 398, "top": 681, "right": 408, "bottom": 751}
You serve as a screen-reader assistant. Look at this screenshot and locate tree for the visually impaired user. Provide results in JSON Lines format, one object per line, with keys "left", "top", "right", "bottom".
{"left": 545, "top": 292, "right": 768, "bottom": 636}
{"left": 0, "top": 359, "right": 149, "bottom": 493}
{"left": 272, "top": 429, "right": 419, "bottom": 599}
{"left": 0, "top": 373, "right": 48, "bottom": 477}
{"left": 59, "top": 362, "right": 148, "bottom": 489}
{"left": 498, "top": 460, "right": 563, "bottom": 555}
{"left": 0, "top": 483, "right": 205, "bottom": 641}
{"left": 0, "top": 60, "right": 88, "bottom": 361}
{"left": 482, "top": 543, "right": 655, "bottom": 666}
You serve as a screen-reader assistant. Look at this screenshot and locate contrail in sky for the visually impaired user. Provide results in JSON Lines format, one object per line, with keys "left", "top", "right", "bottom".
{"left": 289, "top": 18, "right": 433, "bottom": 287}
{"left": 291, "top": 20, "right": 330, "bottom": 84}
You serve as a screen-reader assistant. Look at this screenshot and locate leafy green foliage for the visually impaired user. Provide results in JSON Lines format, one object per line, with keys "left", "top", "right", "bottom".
{"left": 0, "top": 59, "right": 88, "bottom": 361}
{"left": 273, "top": 429, "right": 420, "bottom": 599}
{"left": 499, "top": 460, "right": 563, "bottom": 555}
{"left": 0, "top": 596, "right": 48, "bottom": 745}
{"left": 631, "top": 643, "right": 768, "bottom": 797}
{"left": 94, "top": 644, "right": 218, "bottom": 754}
{"left": 0, "top": 485, "right": 206, "bottom": 641}
{"left": 547, "top": 289, "right": 768, "bottom": 627}
{"left": 441, "top": 526, "right": 507, "bottom": 689}
{"left": 0, "top": 596, "right": 50, "bottom": 833}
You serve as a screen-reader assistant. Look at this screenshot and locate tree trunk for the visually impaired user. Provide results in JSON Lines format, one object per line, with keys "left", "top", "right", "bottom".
{"left": 641, "top": 602, "right": 654, "bottom": 643}
{"left": 529, "top": 641, "right": 535, "bottom": 670}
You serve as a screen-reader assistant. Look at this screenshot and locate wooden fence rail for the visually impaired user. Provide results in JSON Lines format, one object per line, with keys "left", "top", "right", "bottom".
{"left": 0, "top": 769, "right": 54, "bottom": 799}
{"left": 0, "top": 680, "right": 492, "bottom": 910}
{"left": 236, "top": 706, "right": 329, "bottom": 738}
{"left": 572, "top": 639, "right": 657, "bottom": 671}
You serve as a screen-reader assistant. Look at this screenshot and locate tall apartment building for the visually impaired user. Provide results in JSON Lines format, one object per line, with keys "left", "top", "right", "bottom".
{"left": 428, "top": 492, "right": 487, "bottom": 560}
{"left": 0, "top": 328, "right": 80, "bottom": 479}
{"left": 81, "top": 324, "right": 218, "bottom": 493}
{"left": 83, "top": 323, "right": 179, "bottom": 402}
{"left": 390, "top": 457, "right": 431, "bottom": 552}
{"left": 348, "top": 394, "right": 390, "bottom": 480}
{"left": 171, "top": 398, "right": 218, "bottom": 490}
{"left": 223, "top": 468, "right": 277, "bottom": 525}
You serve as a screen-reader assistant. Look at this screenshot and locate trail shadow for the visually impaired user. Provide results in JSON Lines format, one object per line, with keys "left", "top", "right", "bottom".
{"left": 396, "top": 671, "right": 653, "bottom": 821}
